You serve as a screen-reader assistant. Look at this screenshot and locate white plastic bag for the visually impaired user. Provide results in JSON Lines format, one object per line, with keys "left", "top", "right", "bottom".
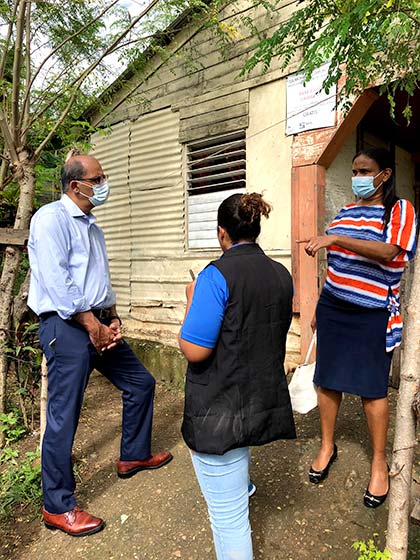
{"left": 288, "top": 333, "right": 318, "bottom": 414}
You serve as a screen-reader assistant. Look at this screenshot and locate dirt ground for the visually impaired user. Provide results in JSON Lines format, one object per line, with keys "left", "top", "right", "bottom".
{"left": 1, "top": 372, "right": 419, "bottom": 560}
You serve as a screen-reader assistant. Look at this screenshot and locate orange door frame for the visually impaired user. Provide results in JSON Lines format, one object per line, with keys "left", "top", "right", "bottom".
{"left": 291, "top": 90, "right": 379, "bottom": 359}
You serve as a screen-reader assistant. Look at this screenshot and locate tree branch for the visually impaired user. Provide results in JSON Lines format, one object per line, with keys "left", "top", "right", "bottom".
{"left": 106, "top": 30, "right": 169, "bottom": 54}
{"left": 21, "top": 0, "right": 31, "bottom": 144}
{"left": 0, "top": 106, "right": 18, "bottom": 162}
{"left": 400, "top": 8, "right": 420, "bottom": 27}
{"left": 0, "top": 172, "right": 13, "bottom": 191}
{"left": 27, "top": 55, "right": 86, "bottom": 123}
{"left": 28, "top": 0, "right": 162, "bottom": 142}
{"left": 34, "top": 87, "right": 82, "bottom": 159}
{"left": 11, "top": 0, "right": 26, "bottom": 145}
{"left": 27, "top": 25, "right": 170, "bottom": 128}
{"left": 0, "top": 156, "right": 10, "bottom": 190}
{"left": 0, "top": 1, "right": 19, "bottom": 81}
{"left": 19, "top": 0, "right": 121, "bottom": 128}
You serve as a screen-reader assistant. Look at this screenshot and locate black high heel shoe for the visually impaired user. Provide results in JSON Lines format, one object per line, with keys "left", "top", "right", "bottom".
{"left": 308, "top": 444, "right": 338, "bottom": 484}
{"left": 363, "top": 465, "right": 390, "bottom": 509}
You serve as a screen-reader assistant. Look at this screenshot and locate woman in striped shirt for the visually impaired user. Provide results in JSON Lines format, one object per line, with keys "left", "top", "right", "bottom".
{"left": 303, "top": 148, "right": 417, "bottom": 508}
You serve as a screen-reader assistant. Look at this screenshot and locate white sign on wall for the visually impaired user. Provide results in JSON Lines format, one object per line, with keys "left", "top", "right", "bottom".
{"left": 286, "top": 63, "right": 337, "bottom": 135}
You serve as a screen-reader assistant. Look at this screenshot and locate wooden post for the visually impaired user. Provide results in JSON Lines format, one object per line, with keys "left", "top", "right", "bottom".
{"left": 40, "top": 354, "right": 48, "bottom": 450}
{"left": 291, "top": 164, "right": 325, "bottom": 360}
{"left": 290, "top": 89, "right": 379, "bottom": 359}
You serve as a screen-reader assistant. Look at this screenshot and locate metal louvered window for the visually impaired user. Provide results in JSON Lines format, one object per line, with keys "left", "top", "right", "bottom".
{"left": 187, "top": 131, "right": 246, "bottom": 249}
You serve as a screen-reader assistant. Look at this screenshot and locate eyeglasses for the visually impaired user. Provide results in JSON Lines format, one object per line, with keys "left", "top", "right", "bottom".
{"left": 82, "top": 174, "right": 107, "bottom": 185}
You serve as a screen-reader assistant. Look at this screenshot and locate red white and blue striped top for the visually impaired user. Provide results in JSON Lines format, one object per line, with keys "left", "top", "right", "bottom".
{"left": 324, "top": 199, "right": 417, "bottom": 352}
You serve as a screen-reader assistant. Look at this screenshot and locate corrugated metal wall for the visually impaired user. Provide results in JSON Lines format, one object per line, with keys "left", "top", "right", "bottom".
{"left": 129, "top": 109, "right": 183, "bottom": 258}
{"left": 91, "top": 108, "right": 183, "bottom": 325}
{"left": 128, "top": 108, "right": 184, "bottom": 330}
{"left": 91, "top": 123, "right": 131, "bottom": 315}
{"left": 85, "top": 1, "right": 303, "bottom": 356}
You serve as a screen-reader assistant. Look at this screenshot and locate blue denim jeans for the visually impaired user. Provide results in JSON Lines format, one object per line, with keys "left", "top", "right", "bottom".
{"left": 190, "top": 447, "right": 253, "bottom": 560}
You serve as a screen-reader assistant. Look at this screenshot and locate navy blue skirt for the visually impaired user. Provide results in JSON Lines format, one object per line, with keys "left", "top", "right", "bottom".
{"left": 313, "top": 289, "right": 392, "bottom": 399}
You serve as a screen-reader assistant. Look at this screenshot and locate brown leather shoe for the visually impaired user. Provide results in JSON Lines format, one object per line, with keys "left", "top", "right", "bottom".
{"left": 117, "top": 451, "right": 173, "bottom": 479}
{"left": 42, "top": 506, "right": 104, "bottom": 537}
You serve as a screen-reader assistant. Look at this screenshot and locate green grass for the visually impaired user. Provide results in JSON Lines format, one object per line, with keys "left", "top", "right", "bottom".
{"left": 352, "top": 536, "right": 391, "bottom": 559}
{"left": 0, "top": 448, "right": 42, "bottom": 521}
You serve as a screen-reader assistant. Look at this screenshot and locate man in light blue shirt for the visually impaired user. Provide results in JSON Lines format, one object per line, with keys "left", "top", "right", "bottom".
{"left": 28, "top": 155, "right": 172, "bottom": 537}
{"left": 28, "top": 187, "right": 116, "bottom": 321}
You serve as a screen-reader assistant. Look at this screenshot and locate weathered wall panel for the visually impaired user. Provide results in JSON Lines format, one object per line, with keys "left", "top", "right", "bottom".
{"left": 179, "top": 99, "right": 249, "bottom": 143}
{"left": 91, "top": 1, "right": 301, "bottom": 128}
{"left": 91, "top": 123, "right": 131, "bottom": 315}
{"left": 247, "top": 79, "right": 293, "bottom": 254}
{"left": 89, "top": 1, "right": 302, "bottom": 359}
{"left": 129, "top": 108, "right": 184, "bottom": 261}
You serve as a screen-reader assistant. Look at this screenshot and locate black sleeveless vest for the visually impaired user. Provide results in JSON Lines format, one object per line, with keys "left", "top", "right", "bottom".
{"left": 181, "top": 243, "right": 296, "bottom": 455}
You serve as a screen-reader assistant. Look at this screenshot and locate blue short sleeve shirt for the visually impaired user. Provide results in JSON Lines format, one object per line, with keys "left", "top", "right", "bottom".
{"left": 180, "top": 264, "right": 229, "bottom": 349}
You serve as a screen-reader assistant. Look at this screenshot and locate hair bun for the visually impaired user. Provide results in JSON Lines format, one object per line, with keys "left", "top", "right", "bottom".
{"left": 238, "top": 193, "right": 272, "bottom": 223}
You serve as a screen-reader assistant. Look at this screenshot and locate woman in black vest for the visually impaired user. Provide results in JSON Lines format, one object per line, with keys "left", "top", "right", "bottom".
{"left": 179, "top": 193, "right": 296, "bottom": 560}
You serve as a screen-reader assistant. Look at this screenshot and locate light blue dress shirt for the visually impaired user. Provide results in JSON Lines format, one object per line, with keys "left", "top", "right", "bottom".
{"left": 27, "top": 194, "right": 116, "bottom": 320}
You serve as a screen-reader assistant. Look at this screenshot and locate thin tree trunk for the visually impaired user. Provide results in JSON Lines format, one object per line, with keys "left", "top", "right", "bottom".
{"left": 12, "top": 268, "right": 30, "bottom": 333}
{"left": 0, "top": 156, "right": 9, "bottom": 189}
{"left": 40, "top": 354, "right": 48, "bottom": 450}
{"left": 11, "top": 0, "right": 26, "bottom": 144}
{"left": 0, "top": 246, "right": 21, "bottom": 447}
{"left": 386, "top": 249, "right": 420, "bottom": 559}
{"left": 0, "top": 151, "right": 35, "bottom": 447}
{"left": 11, "top": 269, "right": 31, "bottom": 431}
{"left": 21, "top": 0, "right": 31, "bottom": 144}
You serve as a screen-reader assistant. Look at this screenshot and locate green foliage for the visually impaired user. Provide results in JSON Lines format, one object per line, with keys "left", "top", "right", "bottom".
{"left": 2, "top": 320, "right": 42, "bottom": 431}
{"left": 0, "top": 410, "right": 26, "bottom": 445}
{"left": 0, "top": 182, "right": 20, "bottom": 226}
{"left": 0, "top": 446, "right": 19, "bottom": 464}
{"left": 0, "top": 448, "right": 42, "bottom": 521}
{"left": 243, "top": 0, "right": 420, "bottom": 120}
{"left": 352, "top": 536, "right": 392, "bottom": 559}
{"left": 30, "top": 1, "right": 107, "bottom": 65}
{"left": 0, "top": 3, "right": 116, "bottom": 166}
{"left": 0, "top": 0, "right": 214, "bottom": 190}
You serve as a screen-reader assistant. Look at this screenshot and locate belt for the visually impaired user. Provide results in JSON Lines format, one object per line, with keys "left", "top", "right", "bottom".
{"left": 91, "top": 307, "right": 114, "bottom": 320}
{"left": 39, "top": 311, "right": 58, "bottom": 320}
{"left": 39, "top": 308, "right": 114, "bottom": 321}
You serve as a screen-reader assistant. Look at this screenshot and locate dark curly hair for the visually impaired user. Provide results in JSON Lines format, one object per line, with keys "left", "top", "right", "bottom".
{"left": 352, "top": 148, "right": 399, "bottom": 229}
{"left": 218, "top": 192, "right": 272, "bottom": 243}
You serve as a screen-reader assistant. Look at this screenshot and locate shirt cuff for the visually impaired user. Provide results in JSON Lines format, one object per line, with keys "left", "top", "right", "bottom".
{"left": 57, "top": 296, "right": 89, "bottom": 320}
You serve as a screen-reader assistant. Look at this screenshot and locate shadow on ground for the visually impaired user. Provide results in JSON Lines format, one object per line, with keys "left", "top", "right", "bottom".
{"left": 1, "top": 373, "right": 419, "bottom": 560}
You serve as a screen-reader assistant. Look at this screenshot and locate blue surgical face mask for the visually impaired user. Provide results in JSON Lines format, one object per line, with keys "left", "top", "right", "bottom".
{"left": 78, "top": 181, "right": 110, "bottom": 206}
{"left": 351, "top": 171, "right": 384, "bottom": 199}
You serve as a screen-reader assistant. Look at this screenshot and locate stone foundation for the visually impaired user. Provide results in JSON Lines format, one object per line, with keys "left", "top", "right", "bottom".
{"left": 126, "top": 338, "right": 187, "bottom": 388}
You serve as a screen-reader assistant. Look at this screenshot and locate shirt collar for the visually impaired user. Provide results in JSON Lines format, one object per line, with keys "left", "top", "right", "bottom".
{"left": 61, "top": 194, "right": 96, "bottom": 224}
{"left": 227, "top": 241, "right": 255, "bottom": 251}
